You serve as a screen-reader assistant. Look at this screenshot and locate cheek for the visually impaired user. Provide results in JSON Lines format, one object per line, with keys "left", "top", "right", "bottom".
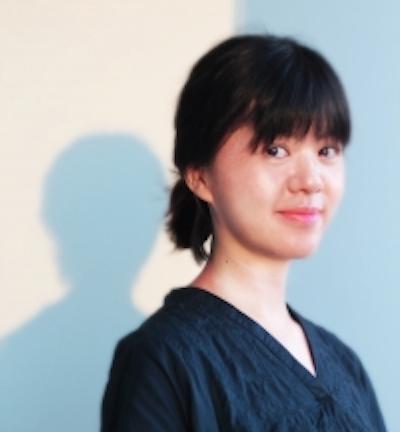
{"left": 235, "top": 167, "right": 282, "bottom": 205}
{"left": 209, "top": 166, "right": 272, "bottom": 222}
{"left": 327, "top": 167, "right": 346, "bottom": 213}
{"left": 212, "top": 159, "right": 259, "bottom": 197}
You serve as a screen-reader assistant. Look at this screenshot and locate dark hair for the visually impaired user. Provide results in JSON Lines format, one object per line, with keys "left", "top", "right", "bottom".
{"left": 165, "top": 33, "right": 351, "bottom": 263}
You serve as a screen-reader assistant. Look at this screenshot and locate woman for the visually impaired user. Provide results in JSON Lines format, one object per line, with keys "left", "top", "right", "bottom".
{"left": 101, "top": 34, "right": 387, "bottom": 431}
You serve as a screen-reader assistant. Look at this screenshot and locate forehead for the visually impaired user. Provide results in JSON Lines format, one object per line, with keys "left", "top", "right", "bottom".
{"left": 221, "top": 126, "right": 255, "bottom": 154}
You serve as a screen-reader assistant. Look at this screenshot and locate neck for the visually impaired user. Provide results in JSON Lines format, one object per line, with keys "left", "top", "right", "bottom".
{"left": 190, "top": 240, "right": 293, "bottom": 330}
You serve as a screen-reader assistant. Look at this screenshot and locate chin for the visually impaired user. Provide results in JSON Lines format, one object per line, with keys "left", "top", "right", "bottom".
{"left": 290, "top": 250, "right": 319, "bottom": 260}
{"left": 279, "top": 238, "right": 322, "bottom": 260}
{"left": 290, "top": 244, "right": 321, "bottom": 259}
{"left": 247, "top": 232, "right": 323, "bottom": 261}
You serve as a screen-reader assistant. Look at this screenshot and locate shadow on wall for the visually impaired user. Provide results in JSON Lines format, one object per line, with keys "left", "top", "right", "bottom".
{"left": 0, "top": 134, "right": 167, "bottom": 432}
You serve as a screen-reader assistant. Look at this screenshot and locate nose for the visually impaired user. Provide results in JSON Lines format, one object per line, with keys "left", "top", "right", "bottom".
{"left": 287, "top": 152, "right": 323, "bottom": 194}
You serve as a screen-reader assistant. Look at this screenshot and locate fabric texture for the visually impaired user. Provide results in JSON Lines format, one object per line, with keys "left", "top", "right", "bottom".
{"left": 101, "top": 287, "right": 387, "bottom": 431}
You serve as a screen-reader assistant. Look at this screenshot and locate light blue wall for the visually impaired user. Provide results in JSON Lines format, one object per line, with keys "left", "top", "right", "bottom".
{"left": 236, "top": 1, "right": 399, "bottom": 429}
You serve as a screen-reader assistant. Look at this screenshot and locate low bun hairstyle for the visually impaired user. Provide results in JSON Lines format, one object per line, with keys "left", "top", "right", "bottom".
{"left": 166, "top": 178, "right": 212, "bottom": 263}
{"left": 165, "top": 34, "right": 351, "bottom": 263}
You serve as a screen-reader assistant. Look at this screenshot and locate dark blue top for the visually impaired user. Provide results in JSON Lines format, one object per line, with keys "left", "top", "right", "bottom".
{"left": 101, "top": 287, "right": 387, "bottom": 431}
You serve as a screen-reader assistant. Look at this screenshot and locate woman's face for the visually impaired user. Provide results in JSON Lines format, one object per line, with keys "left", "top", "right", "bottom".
{"left": 200, "top": 125, "right": 345, "bottom": 261}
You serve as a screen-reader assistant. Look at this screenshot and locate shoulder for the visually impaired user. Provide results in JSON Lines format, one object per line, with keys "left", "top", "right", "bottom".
{"left": 105, "top": 300, "right": 200, "bottom": 400}
{"left": 302, "top": 314, "right": 366, "bottom": 377}
{"left": 115, "top": 298, "right": 208, "bottom": 363}
{"left": 102, "top": 305, "right": 193, "bottom": 431}
{"left": 312, "top": 320, "right": 357, "bottom": 354}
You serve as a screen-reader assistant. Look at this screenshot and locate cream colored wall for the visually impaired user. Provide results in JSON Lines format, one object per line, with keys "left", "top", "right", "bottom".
{"left": 0, "top": 1, "right": 234, "bottom": 338}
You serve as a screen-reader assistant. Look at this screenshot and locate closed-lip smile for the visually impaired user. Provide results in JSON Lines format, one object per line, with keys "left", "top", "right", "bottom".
{"left": 278, "top": 207, "right": 322, "bottom": 215}
{"left": 277, "top": 207, "right": 322, "bottom": 224}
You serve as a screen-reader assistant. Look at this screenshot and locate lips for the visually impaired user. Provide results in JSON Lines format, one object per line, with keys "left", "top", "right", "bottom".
{"left": 277, "top": 207, "right": 322, "bottom": 225}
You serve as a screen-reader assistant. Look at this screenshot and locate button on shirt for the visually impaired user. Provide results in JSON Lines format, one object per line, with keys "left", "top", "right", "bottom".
{"left": 101, "top": 287, "right": 387, "bottom": 432}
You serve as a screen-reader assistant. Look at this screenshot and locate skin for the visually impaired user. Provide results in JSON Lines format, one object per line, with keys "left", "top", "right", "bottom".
{"left": 184, "top": 125, "right": 345, "bottom": 376}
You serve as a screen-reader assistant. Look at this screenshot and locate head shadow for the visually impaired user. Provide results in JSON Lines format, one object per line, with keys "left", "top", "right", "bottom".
{"left": 0, "top": 133, "right": 166, "bottom": 431}
{"left": 43, "top": 133, "right": 166, "bottom": 300}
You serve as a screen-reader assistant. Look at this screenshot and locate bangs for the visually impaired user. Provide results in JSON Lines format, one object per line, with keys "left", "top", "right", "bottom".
{"left": 239, "top": 42, "right": 351, "bottom": 151}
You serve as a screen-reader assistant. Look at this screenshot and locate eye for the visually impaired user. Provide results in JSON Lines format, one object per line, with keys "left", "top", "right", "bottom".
{"left": 265, "top": 145, "right": 288, "bottom": 159}
{"left": 319, "top": 144, "right": 343, "bottom": 159}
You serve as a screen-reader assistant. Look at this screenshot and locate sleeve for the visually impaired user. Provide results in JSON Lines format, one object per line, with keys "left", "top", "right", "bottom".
{"left": 357, "top": 359, "right": 387, "bottom": 432}
{"left": 100, "top": 334, "right": 188, "bottom": 432}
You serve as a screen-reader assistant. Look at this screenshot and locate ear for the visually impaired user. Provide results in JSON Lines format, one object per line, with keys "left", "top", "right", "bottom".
{"left": 184, "top": 166, "right": 214, "bottom": 204}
